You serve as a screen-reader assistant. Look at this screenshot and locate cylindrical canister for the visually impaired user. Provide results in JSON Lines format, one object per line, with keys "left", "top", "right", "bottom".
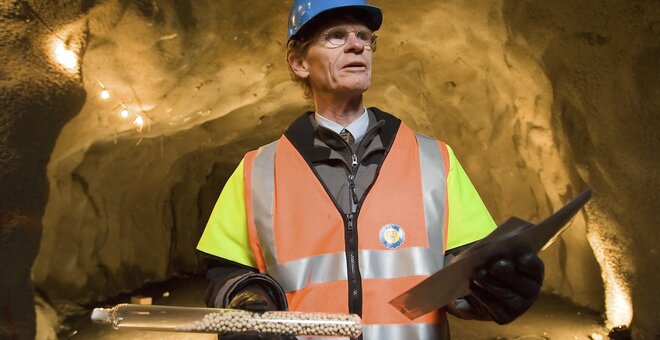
{"left": 92, "top": 304, "right": 362, "bottom": 338}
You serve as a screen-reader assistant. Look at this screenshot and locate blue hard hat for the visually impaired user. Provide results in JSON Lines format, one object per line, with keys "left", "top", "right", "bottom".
{"left": 288, "top": 0, "right": 383, "bottom": 40}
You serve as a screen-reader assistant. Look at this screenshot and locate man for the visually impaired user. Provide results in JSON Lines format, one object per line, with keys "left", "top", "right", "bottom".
{"left": 197, "top": 1, "right": 544, "bottom": 339}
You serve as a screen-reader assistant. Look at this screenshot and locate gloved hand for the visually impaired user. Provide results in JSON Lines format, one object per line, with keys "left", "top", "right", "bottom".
{"left": 221, "top": 285, "right": 296, "bottom": 340}
{"left": 467, "top": 252, "right": 544, "bottom": 324}
{"left": 228, "top": 284, "right": 279, "bottom": 313}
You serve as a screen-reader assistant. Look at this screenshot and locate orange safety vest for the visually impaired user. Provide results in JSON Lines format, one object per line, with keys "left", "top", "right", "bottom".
{"left": 243, "top": 123, "right": 451, "bottom": 339}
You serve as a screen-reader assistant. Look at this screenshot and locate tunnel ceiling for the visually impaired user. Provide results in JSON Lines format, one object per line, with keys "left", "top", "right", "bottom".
{"left": 2, "top": 0, "right": 657, "bottom": 336}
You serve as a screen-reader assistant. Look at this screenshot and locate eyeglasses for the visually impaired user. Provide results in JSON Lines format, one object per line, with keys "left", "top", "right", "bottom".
{"left": 319, "top": 27, "right": 377, "bottom": 49}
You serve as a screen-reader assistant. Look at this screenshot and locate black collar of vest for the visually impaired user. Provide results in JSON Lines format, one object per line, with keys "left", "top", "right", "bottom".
{"left": 284, "top": 107, "right": 401, "bottom": 163}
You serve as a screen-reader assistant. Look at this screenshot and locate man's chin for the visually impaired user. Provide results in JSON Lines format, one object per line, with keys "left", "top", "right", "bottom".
{"left": 339, "top": 80, "right": 371, "bottom": 94}
{"left": 336, "top": 87, "right": 370, "bottom": 97}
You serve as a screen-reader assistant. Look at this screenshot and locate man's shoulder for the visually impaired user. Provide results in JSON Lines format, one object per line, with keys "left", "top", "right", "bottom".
{"left": 367, "top": 106, "right": 399, "bottom": 123}
{"left": 367, "top": 107, "right": 451, "bottom": 146}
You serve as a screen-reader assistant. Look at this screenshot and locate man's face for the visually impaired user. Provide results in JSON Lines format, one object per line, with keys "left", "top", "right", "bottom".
{"left": 293, "top": 21, "right": 374, "bottom": 97}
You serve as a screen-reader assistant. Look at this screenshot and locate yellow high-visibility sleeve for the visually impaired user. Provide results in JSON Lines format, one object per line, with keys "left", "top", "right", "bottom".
{"left": 197, "top": 159, "right": 257, "bottom": 268}
{"left": 445, "top": 146, "right": 496, "bottom": 251}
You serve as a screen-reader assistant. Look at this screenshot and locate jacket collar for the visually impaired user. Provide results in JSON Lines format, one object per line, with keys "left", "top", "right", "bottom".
{"left": 284, "top": 107, "right": 401, "bottom": 163}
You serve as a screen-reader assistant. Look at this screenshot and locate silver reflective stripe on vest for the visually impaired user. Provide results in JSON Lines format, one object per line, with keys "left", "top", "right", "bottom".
{"left": 297, "top": 323, "right": 449, "bottom": 340}
{"left": 359, "top": 247, "right": 442, "bottom": 281}
{"left": 415, "top": 133, "right": 447, "bottom": 267}
{"left": 269, "top": 251, "right": 348, "bottom": 292}
{"left": 251, "top": 141, "right": 279, "bottom": 268}
{"left": 363, "top": 322, "right": 449, "bottom": 340}
{"left": 269, "top": 247, "right": 443, "bottom": 292}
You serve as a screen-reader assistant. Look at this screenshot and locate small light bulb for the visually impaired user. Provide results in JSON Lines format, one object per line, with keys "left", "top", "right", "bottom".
{"left": 120, "top": 108, "right": 129, "bottom": 118}
{"left": 134, "top": 115, "right": 144, "bottom": 127}
{"left": 53, "top": 42, "right": 78, "bottom": 70}
{"left": 100, "top": 89, "right": 110, "bottom": 100}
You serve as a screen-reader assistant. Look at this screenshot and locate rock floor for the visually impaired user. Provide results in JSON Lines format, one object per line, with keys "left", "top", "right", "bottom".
{"left": 61, "top": 275, "right": 609, "bottom": 339}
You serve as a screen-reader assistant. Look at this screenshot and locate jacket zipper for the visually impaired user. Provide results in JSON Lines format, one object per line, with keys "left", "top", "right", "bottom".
{"left": 344, "top": 124, "right": 397, "bottom": 321}
{"left": 346, "top": 152, "right": 362, "bottom": 315}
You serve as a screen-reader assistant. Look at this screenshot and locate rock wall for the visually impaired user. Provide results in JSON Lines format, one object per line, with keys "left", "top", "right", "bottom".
{"left": 501, "top": 1, "right": 659, "bottom": 334}
{"left": 0, "top": 0, "right": 656, "bottom": 338}
{"left": 0, "top": 1, "right": 88, "bottom": 338}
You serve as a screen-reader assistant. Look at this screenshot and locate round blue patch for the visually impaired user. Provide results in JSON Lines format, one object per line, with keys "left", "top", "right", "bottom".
{"left": 379, "top": 224, "right": 405, "bottom": 249}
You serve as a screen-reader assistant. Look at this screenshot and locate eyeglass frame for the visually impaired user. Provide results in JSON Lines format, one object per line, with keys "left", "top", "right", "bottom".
{"left": 317, "top": 27, "right": 378, "bottom": 50}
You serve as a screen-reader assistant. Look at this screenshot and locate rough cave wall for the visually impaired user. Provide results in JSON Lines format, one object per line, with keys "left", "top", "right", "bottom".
{"left": 0, "top": 0, "right": 656, "bottom": 338}
{"left": 0, "top": 1, "right": 88, "bottom": 338}
{"left": 501, "top": 1, "right": 660, "bottom": 334}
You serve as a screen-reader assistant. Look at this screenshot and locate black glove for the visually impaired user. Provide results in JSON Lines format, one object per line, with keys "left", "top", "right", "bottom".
{"left": 222, "top": 285, "right": 296, "bottom": 340}
{"left": 227, "top": 284, "right": 279, "bottom": 313}
{"left": 467, "top": 252, "right": 544, "bottom": 324}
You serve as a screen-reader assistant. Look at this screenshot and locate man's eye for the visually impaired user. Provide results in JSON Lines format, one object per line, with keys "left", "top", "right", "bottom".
{"left": 328, "top": 30, "right": 347, "bottom": 40}
{"left": 358, "top": 31, "right": 374, "bottom": 42}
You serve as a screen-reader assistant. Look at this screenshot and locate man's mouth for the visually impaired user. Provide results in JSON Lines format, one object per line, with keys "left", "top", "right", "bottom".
{"left": 343, "top": 61, "right": 367, "bottom": 70}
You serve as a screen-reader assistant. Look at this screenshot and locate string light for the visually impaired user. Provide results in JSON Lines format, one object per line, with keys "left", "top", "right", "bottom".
{"left": 28, "top": 0, "right": 149, "bottom": 135}
{"left": 133, "top": 115, "right": 145, "bottom": 132}
{"left": 25, "top": 0, "right": 80, "bottom": 73}
{"left": 27, "top": 0, "right": 148, "bottom": 134}
{"left": 100, "top": 89, "right": 110, "bottom": 100}
{"left": 52, "top": 39, "right": 78, "bottom": 71}
{"left": 97, "top": 81, "right": 111, "bottom": 99}
{"left": 120, "top": 106, "right": 129, "bottom": 118}
{"left": 28, "top": 0, "right": 144, "bottom": 133}
{"left": 117, "top": 104, "right": 148, "bottom": 133}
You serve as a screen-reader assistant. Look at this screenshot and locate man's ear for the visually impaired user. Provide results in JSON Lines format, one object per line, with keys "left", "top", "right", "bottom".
{"left": 288, "top": 53, "right": 309, "bottom": 79}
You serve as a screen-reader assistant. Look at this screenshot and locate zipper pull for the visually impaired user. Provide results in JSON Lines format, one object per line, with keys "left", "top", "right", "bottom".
{"left": 347, "top": 213, "right": 354, "bottom": 230}
{"left": 348, "top": 174, "right": 359, "bottom": 204}
{"left": 352, "top": 154, "right": 358, "bottom": 167}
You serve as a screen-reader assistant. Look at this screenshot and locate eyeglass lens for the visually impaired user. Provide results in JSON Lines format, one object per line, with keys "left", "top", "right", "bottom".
{"left": 324, "top": 28, "right": 375, "bottom": 47}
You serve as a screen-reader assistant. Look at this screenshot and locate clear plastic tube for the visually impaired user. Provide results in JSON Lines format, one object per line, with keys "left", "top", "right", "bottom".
{"left": 92, "top": 304, "right": 362, "bottom": 338}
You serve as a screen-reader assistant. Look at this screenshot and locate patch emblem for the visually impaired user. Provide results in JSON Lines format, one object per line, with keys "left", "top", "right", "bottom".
{"left": 379, "top": 224, "right": 405, "bottom": 249}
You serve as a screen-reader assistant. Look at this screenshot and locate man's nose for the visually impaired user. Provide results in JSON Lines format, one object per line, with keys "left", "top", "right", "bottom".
{"left": 343, "top": 33, "right": 366, "bottom": 53}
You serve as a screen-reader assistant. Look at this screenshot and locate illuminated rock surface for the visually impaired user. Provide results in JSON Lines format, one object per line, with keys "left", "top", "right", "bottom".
{"left": 1, "top": 0, "right": 658, "bottom": 338}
